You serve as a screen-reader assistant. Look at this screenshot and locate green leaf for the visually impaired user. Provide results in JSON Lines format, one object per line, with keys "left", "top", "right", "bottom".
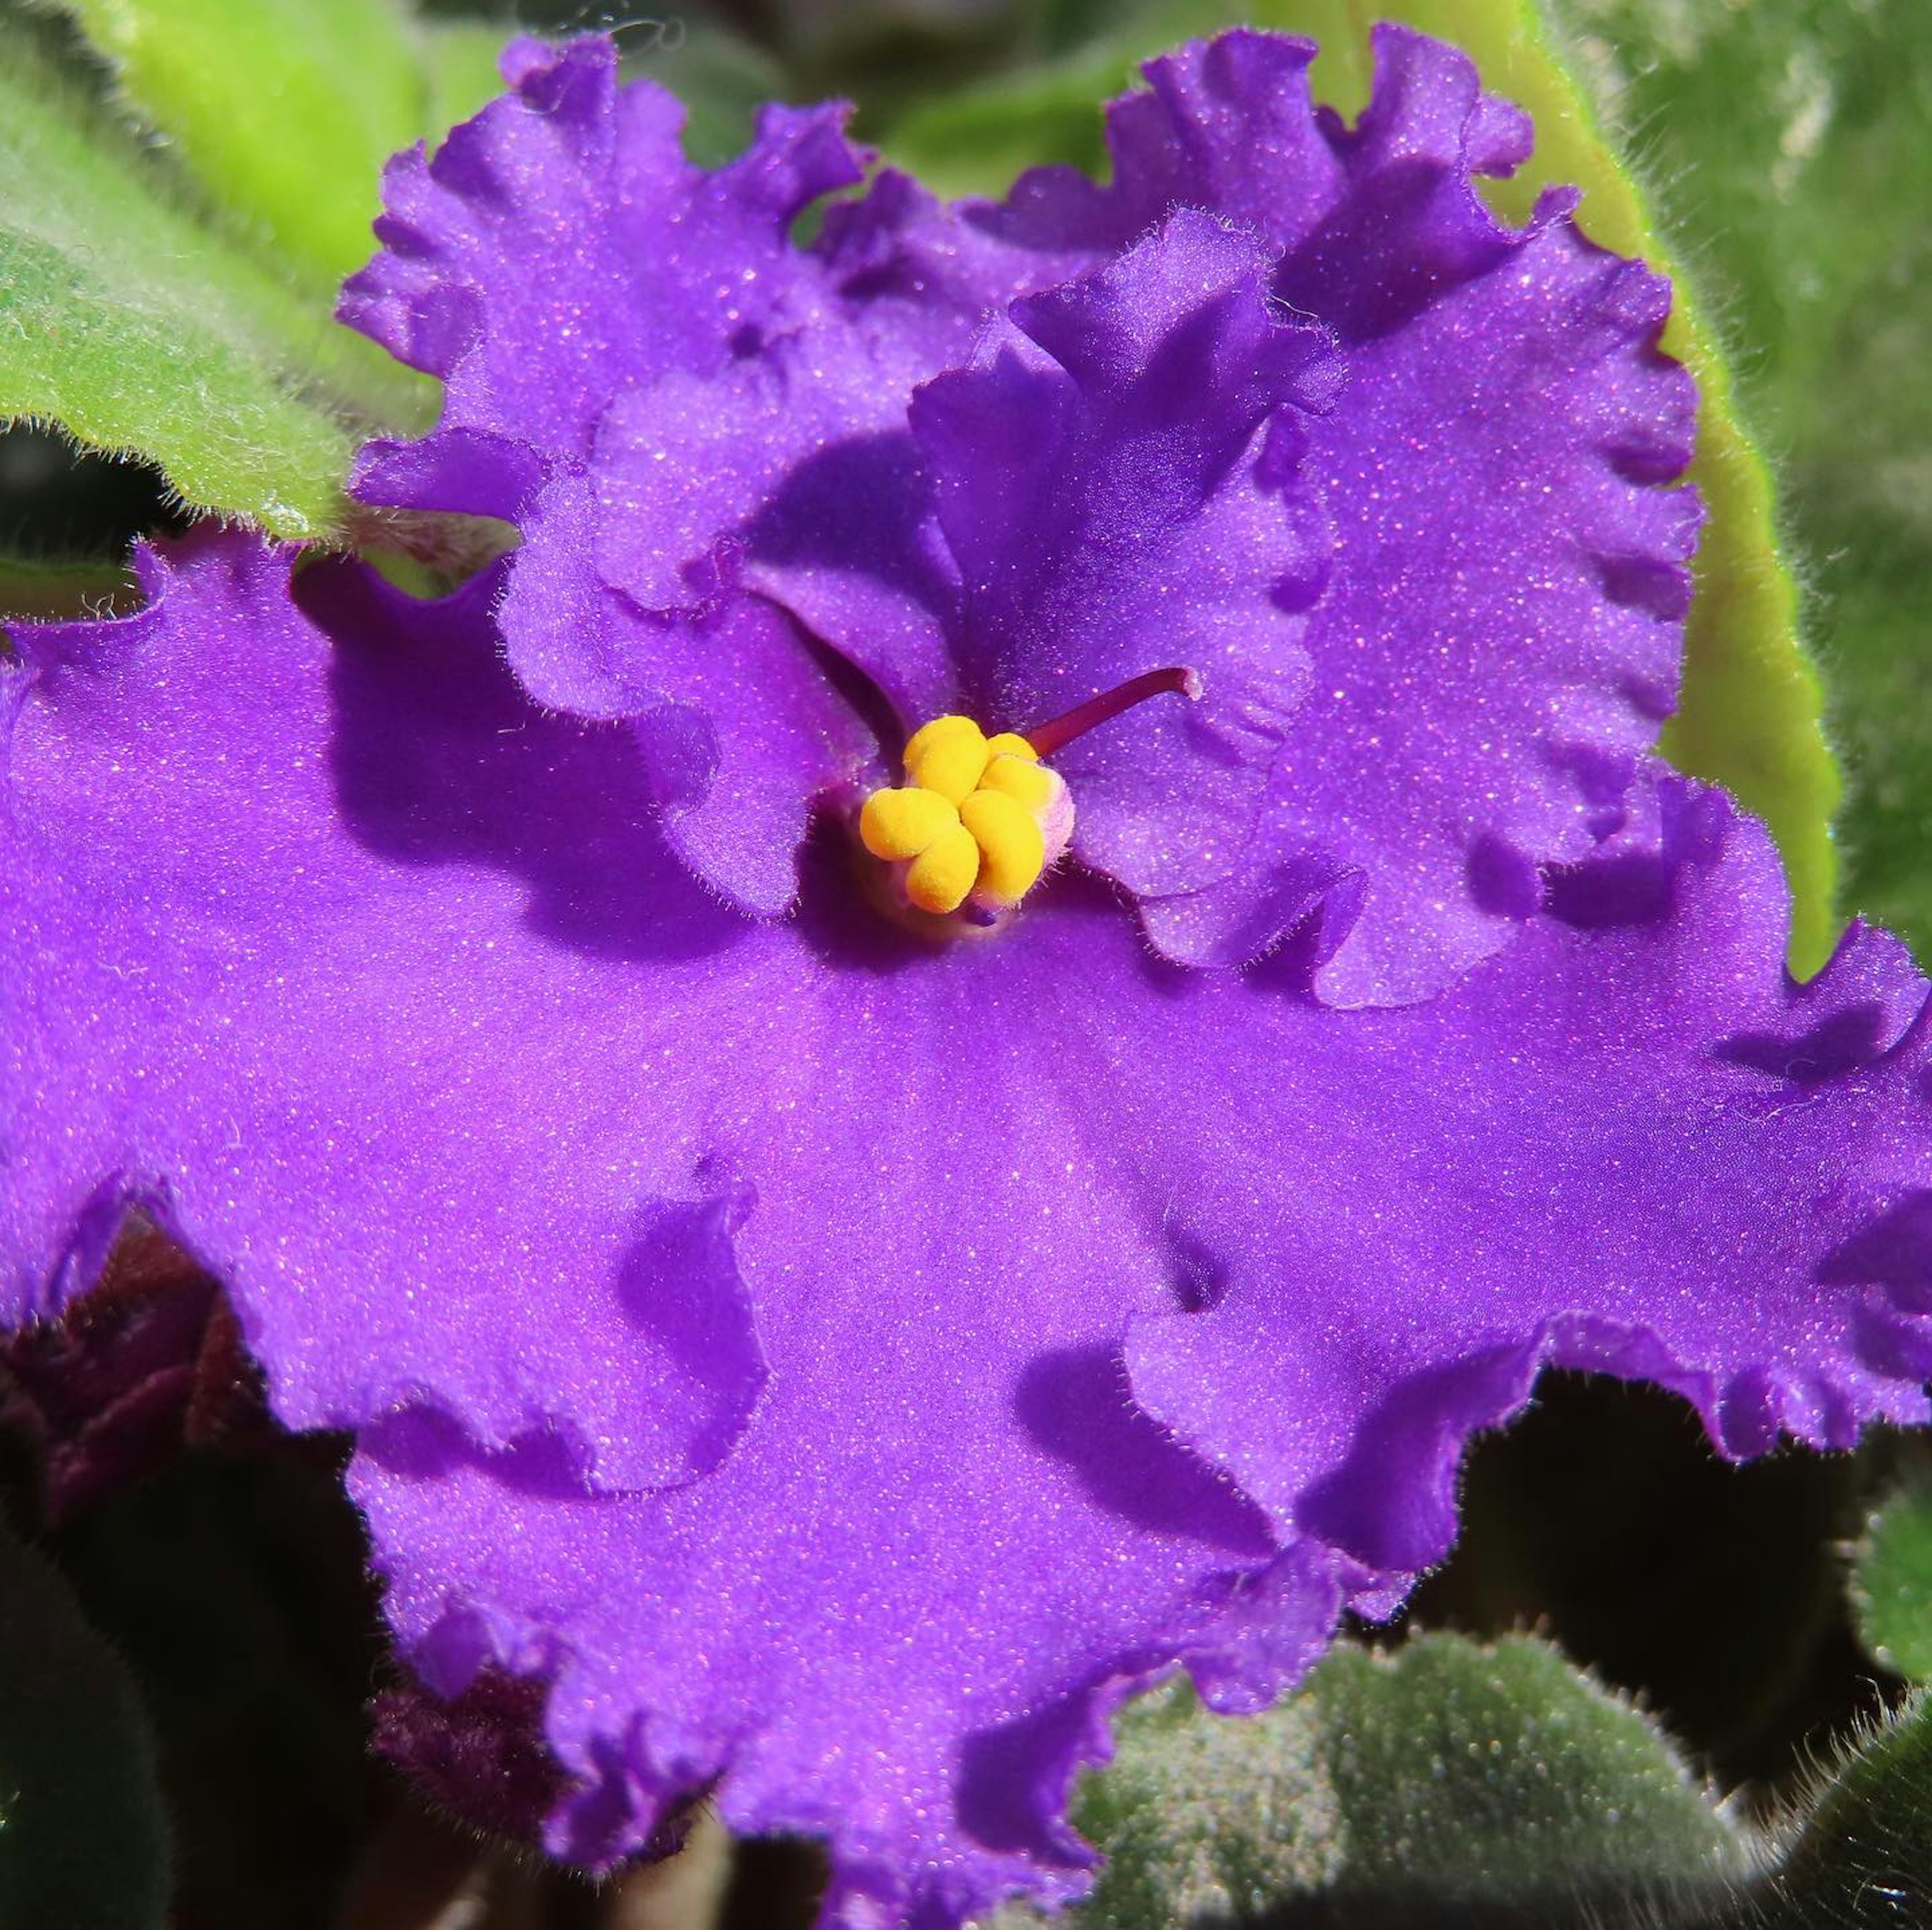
{"left": 1534, "top": 0, "right": 1932, "bottom": 966}
{"left": 998, "top": 1633, "right": 1747, "bottom": 1926}
{"left": 1852, "top": 1468, "right": 1932, "bottom": 1683}
{"left": 0, "top": 1520, "right": 170, "bottom": 1930}
{"left": 882, "top": 0, "right": 1840, "bottom": 976}
{"left": 1733, "top": 1689, "right": 1932, "bottom": 1927}
{"left": 876, "top": 41, "right": 1147, "bottom": 196}
{"left": 50, "top": 0, "right": 504, "bottom": 294}
{"left": 0, "top": 28, "right": 420, "bottom": 538}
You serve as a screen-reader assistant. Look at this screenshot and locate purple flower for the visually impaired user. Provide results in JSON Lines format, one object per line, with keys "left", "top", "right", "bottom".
{"left": 343, "top": 26, "right": 1700, "bottom": 1007}
{"left": 5, "top": 27, "right": 1931, "bottom": 1930}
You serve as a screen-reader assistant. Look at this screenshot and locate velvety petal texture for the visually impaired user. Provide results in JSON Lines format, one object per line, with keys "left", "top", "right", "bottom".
{"left": 7, "top": 533, "right": 1929, "bottom": 1926}
{"left": 1126, "top": 785, "right": 1932, "bottom": 1572}
{"left": 1, "top": 539, "right": 770, "bottom": 1493}
{"left": 342, "top": 36, "right": 864, "bottom": 516}
{"left": 341, "top": 36, "right": 891, "bottom": 915}
{"left": 962, "top": 25, "right": 1703, "bottom": 1000}
{"left": 911, "top": 209, "right": 1341, "bottom": 911}
{"left": 343, "top": 27, "right": 1699, "bottom": 998}
{"left": 582, "top": 323, "right": 960, "bottom": 738}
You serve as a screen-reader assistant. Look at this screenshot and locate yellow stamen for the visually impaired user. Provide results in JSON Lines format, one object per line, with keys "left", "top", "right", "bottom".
{"left": 978, "top": 752, "right": 1053, "bottom": 810}
{"left": 856, "top": 716, "right": 1066, "bottom": 926}
{"left": 859, "top": 786, "right": 959, "bottom": 862}
{"left": 959, "top": 789, "right": 1046, "bottom": 904}
{"left": 905, "top": 820, "right": 983, "bottom": 913}
{"left": 858, "top": 674, "right": 1193, "bottom": 931}
{"left": 904, "top": 715, "right": 989, "bottom": 806}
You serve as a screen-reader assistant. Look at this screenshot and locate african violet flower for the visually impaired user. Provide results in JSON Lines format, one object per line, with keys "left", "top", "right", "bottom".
{"left": 343, "top": 25, "right": 1700, "bottom": 1008}
{"left": 6, "top": 24, "right": 1932, "bottom": 1930}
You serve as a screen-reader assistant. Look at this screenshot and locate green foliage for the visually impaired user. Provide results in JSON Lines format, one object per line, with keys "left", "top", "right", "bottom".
{"left": 0, "top": 28, "right": 429, "bottom": 538}
{"left": 1729, "top": 1691, "right": 1932, "bottom": 1927}
{"left": 49, "top": 0, "right": 505, "bottom": 293}
{"left": 1538, "top": 0, "right": 1932, "bottom": 966}
{"left": 881, "top": 0, "right": 1841, "bottom": 976}
{"left": 0, "top": 1521, "right": 169, "bottom": 1930}
{"left": 420, "top": 17, "right": 523, "bottom": 153}
{"left": 0, "top": 47, "right": 347, "bottom": 536}
{"left": 1852, "top": 1467, "right": 1932, "bottom": 1684}
{"left": 0, "top": 3, "right": 800, "bottom": 539}
{"left": 873, "top": 35, "right": 1156, "bottom": 198}
{"left": 0, "top": 555, "right": 136, "bottom": 621}
{"left": 996, "top": 1633, "right": 1747, "bottom": 1927}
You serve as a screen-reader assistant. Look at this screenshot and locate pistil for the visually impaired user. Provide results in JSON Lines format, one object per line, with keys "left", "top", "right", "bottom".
{"left": 1022, "top": 666, "right": 1202, "bottom": 760}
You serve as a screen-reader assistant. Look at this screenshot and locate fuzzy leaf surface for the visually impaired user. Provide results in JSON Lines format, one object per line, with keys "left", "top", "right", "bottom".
{"left": 1539, "top": 0, "right": 1932, "bottom": 967}
{"left": 0, "top": 31, "right": 416, "bottom": 537}
{"left": 52, "top": 0, "right": 505, "bottom": 292}
{"left": 995, "top": 1633, "right": 1746, "bottom": 1927}
{"left": 1854, "top": 1469, "right": 1932, "bottom": 1685}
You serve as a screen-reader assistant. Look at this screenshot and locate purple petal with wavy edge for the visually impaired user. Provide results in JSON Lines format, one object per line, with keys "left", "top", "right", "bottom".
{"left": 937, "top": 26, "right": 1699, "bottom": 997}
{"left": 569, "top": 160, "right": 1095, "bottom": 745}
{"left": 504, "top": 476, "right": 875, "bottom": 916}
{"left": 342, "top": 38, "right": 865, "bottom": 519}
{"left": 911, "top": 208, "right": 1342, "bottom": 902}
{"left": 0, "top": 526, "right": 1361, "bottom": 1924}
{"left": 1271, "top": 177, "right": 1700, "bottom": 1006}
{"left": 578, "top": 323, "right": 960, "bottom": 733}
{"left": 10, "top": 528, "right": 1932, "bottom": 1924}
{"left": 341, "top": 36, "right": 931, "bottom": 911}
{"left": 1, "top": 535, "right": 770, "bottom": 1492}
{"left": 814, "top": 160, "right": 1076, "bottom": 349}
{"left": 1129, "top": 775, "right": 1932, "bottom": 1574}
{"left": 344, "top": 28, "right": 1692, "bottom": 977}
{"left": 972, "top": 27, "right": 1527, "bottom": 309}
{"left": 627, "top": 585, "right": 879, "bottom": 920}
{"left": 562, "top": 159, "right": 1079, "bottom": 745}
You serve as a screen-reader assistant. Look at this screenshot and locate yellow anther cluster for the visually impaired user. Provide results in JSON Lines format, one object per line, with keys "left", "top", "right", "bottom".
{"left": 859, "top": 715, "right": 1060, "bottom": 917}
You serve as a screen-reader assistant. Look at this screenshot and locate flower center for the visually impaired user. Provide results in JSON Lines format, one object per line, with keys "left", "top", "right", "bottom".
{"left": 856, "top": 667, "right": 1200, "bottom": 929}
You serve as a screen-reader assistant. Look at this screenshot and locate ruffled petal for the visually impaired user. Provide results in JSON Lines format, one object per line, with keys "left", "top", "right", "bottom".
{"left": 9, "top": 531, "right": 1928, "bottom": 1924}
{"left": 569, "top": 162, "right": 1076, "bottom": 741}
{"left": 809, "top": 160, "right": 1080, "bottom": 376}
{"left": 1, "top": 532, "right": 1343, "bottom": 1922}
{"left": 963, "top": 27, "right": 1700, "bottom": 999}
{"left": 343, "top": 777, "right": 1932, "bottom": 1924}
{"left": 976, "top": 26, "right": 1526, "bottom": 312}
{"left": 1, "top": 534, "right": 771, "bottom": 1491}
{"left": 352, "top": 30, "right": 1693, "bottom": 981}
{"left": 1275, "top": 180, "right": 1700, "bottom": 1005}
{"left": 342, "top": 38, "right": 865, "bottom": 518}
{"left": 342, "top": 38, "right": 963, "bottom": 909}
{"left": 1126, "top": 774, "right": 1932, "bottom": 1574}
{"left": 581, "top": 323, "right": 960, "bottom": 731}
{"left": 497, "top": 479, "right": 875, "bottom": 915}
{"left": 910, "top": 208, "right": 1341, "bottom": 903}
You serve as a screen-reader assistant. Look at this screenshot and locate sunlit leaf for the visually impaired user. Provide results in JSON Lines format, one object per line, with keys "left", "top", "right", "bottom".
{"left": 1540, "top": 0, "right": 1932, "bottom": 965}
{"left": 52, "top": 0, "right": 501, "bottom": 292}
{"left": 0, "top": 29, "right": 421, "bottom": 538}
